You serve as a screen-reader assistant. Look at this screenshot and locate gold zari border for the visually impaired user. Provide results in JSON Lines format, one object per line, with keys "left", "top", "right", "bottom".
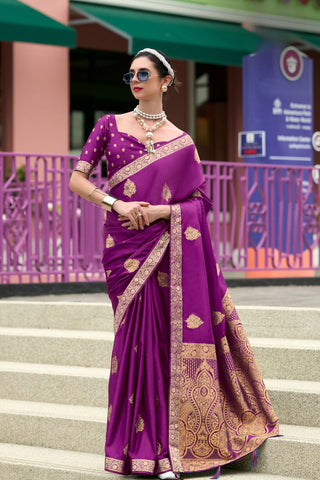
{"left": 108, "top": 135, "right": 193, "bottom": 189}
{"left": 168, "top": 204, "right": 183, "bottom": 473}
{"left": 114, "top": 230, "right": 170, "bottom": 333}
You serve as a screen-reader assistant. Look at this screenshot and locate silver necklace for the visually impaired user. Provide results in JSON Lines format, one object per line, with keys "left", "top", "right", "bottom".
{"left": 134, "top": 105, "right": 166, "bottom": 120}
{"left": 134, "top": 112, "right": 167, "bottom": 154}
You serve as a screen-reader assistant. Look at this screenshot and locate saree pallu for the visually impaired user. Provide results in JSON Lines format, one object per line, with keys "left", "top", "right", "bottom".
{"left": 102, "top": 134, "right": 279, "bottom": 476}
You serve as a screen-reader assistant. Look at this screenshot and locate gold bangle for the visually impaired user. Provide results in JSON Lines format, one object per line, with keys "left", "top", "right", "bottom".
{"left": 101, "top": 194, "right": 118, "bottom": 211}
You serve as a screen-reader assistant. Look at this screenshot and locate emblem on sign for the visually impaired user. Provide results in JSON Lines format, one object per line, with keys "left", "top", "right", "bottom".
{"left": 312, "top": 131, "right": 320, "bottom": 151}
{"left": 280, "top": 46, "right": 303, "bottom": 81}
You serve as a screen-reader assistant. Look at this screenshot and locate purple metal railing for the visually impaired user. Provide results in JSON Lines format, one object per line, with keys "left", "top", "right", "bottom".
{"left": 1, "top": 152, "right": 320, "bottom": 283}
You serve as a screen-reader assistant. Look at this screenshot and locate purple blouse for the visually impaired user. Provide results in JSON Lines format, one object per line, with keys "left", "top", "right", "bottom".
{"left": 74, "top": 114, "right": 186, "bottom": 181}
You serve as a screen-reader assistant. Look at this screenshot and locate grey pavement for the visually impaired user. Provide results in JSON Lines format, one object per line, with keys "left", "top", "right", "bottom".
{"left": 2, "top": 284, "right": 320, "bottom": 308}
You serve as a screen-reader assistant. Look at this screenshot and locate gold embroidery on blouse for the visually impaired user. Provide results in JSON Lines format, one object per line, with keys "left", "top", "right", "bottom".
{"left": 222, "top": 289, "right": 235, "bottom": 320}
{"left": 184, "top": 226, "right": 201, "bottom": 241}
{"left": 108, "top": 135, "right": 193, "bottom": 189}
{"left": 108, "top": 405, "right": 112, "bottom": 422}
{"left": 74, "top": 160, "right": 94, "bottom": 177}
{"left": 129, "top": 393, "right": 135, "bottom": 405}
{"left": 111, "top": 356, "right": 118, "bottom": 374}
{"left": 162, "top": 182, "right": 172, "bottom": 202}
{"left": 124, "top": 258, "right": 140, "bottom": 273}
{"left": 191, "top": 189, "right": 201, "bottom": 197}
{"left": 135, "top": 414, "right": 145, "bottom": 433}
{"left": 123, "top": 179, "right": 136, "bottom": 198}
{"left": 157, "top": 271, "right": 169, "bottom": 287}
{"left": 185, "top": 314, "right": 204, "bottom": 329}
{"left": 114, "top": 231, "right": 170, "bottom": 334}
{"left": 194, "top": 149, "right": 201, "bottom": 163}
{"left": 106, "top": 234, "right": 115, "bottom": 248}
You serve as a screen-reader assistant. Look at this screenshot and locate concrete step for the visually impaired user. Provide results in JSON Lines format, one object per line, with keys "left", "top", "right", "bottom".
{"left": 0, "top": 327, "right": 318, "bottom": 382}
{"left": 0, "top": 444, "right": 309, "bottom": 480}
{"left": 237, "top": 305, "right": 320, "bottom": 340}
{"left": 0, "top": 327, "right": 114, "bottom": 368}
{"left": 0, "top": 301, "right": 114, "bottom": 331}
{"left": 0, "top": 362, "right": 318, "bottom": 428}
{"left": 0, "top": 362, "right": 109, "bottom": 407}
{"left": 250, "top": 337, "right": 320, "bottom": 382}
{"left": 0, "top": 399, "right": 318, "bottom": 479}
{"left": 1, "top": 300, "right": 319, "bottom": 340}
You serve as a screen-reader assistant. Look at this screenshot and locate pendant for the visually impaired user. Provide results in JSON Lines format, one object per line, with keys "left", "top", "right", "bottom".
{"left": 145, "top": 140, "right": 155, "bottom": 154}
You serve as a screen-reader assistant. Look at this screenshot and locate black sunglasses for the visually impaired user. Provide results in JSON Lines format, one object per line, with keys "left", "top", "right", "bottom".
{"left": 123, "top": 70, "right": 160, "bottom": 84}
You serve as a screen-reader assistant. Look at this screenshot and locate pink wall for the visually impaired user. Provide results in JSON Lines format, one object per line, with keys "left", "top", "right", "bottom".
{"left": 2, "top": 0, "right": 70, "bottom": 154}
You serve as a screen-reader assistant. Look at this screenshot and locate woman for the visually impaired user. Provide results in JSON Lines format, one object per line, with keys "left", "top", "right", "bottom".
{"left": 69, "top": 48, "right": 279, "bottom": 480}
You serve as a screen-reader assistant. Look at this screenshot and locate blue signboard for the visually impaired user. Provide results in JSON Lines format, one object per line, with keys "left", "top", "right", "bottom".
{"left": 243, "top": 45, "right": 313, "bottom": 167}
{"left": 242, "top": 45, "right": 313, "bottom": 254}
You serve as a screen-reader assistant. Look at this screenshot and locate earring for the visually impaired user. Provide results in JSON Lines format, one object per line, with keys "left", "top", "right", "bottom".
{"left": 161, "top": 85, "right": 168, "bottom": 93}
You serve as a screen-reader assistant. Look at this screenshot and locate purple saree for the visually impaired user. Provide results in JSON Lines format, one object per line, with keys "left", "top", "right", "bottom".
{"left": 75, "top": 114, "right": 279, "bottom": 476}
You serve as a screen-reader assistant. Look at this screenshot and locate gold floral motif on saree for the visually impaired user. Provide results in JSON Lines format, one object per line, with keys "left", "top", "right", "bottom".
{"left": 134, "top": 344, "right": 138, "bottom": 353}
{"left": 123, "top": 178, "right": 136, "bottom": 197}
{"left": 157, "top": 441, "right": 162, "bottom": 455}
{"left": 184, "top": 226, "right": 201, "bottom": 240}
{"left": 124, "top": 258, "right": 140, "bottom": 273}
{"left": 129, "top": 393, "right": 135, "bottom": 405}
{"left": 158, "top": 458, "right": 172, "bottom": 472}
{"left": 168, "top": 205, "right": 183, "bottom": 473}
{"left": 108, "top": 405, "right": 112, "bottom": 422}
{"left": 108, "top": 135, "right": 193, "bottom": 189}
{"left": 191, "top": 189, "right": 201, "bottom": 197}
{"left": 123, "top": 443, "right": 129, "bottom": 456}
{"left": 157, "top": 271, "right": 169, "bottom": 287}
{"left": 106, "top": 234, "right": 115, "bottom": 249}
{"left": 105, "top": 457, "right": 124, "bottom": 472}
{"left": 213, "top": 311, "right": 224, "bottom": 325}
{"left": 114, "top": 231, "right": 170, "bottom": 334}
{"left": 185, "top": 314, "right": 204, "bottom": 329}
{"left": 216, "top": 263, "right": 220, "bottom": 276}
{"left": 132, "top": 459, "right": 155, "bottom": 473}
{"left": 111, "top": 356, "right": 118, "bottom": 374}
{"left": 222, "top": 289, "right": 235, "bottom": 320}
{"left": 74, "top": 160, "right": 94, "bottom": 177}
{"left": 105, "top": 269, "right": 112, "bottom": 277}
{"left": 162, "top": 182, "right": 172, "bottom": 202}
{"left": 135, "top": 414, "right": 145, "bottom": 433}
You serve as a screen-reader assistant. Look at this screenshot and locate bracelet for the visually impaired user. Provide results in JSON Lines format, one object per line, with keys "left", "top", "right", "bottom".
{"left": 88, "top": 186, "right": 98, "bottom": 198}
{"left": 101, "top": 194, "right": 118, "bottom": 211}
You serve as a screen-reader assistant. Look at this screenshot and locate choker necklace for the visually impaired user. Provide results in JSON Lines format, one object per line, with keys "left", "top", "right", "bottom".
{"left": 134, "top": 106, "right": 166, "bottom": 120}
{"left": 134, "top": 111, "right": 167, "bottom": 154}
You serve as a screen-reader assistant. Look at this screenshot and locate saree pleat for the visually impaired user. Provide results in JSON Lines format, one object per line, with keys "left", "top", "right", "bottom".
{"left": 73, "top": 114, "right": 278, "bottom": 476}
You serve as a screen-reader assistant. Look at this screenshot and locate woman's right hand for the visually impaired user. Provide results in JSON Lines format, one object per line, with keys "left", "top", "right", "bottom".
{"left": 113, "top": 200, "right": 150, "bottom": 229}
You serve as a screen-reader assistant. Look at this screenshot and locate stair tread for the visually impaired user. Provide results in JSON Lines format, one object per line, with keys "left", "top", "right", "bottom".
{"left": 0, "top": 398, "right": 106, "bottom": 422}
{"left": 0, "top": 361, "right": 109, "bottom": 378}
{"left": 264, "top": 378, "right": 320, "bottom": 393}
{"left": 249, "top": 337, "right": 320, "bottom": 349}
{"left": 0, "top": 327, "right": 114, "bottom": 340}
{"left": 1, "top": 363, "right": 318, "bottom": 393}
{"left": 0, "top": 398, "right": 319, "bottom": 443}
{"left": 0, "top": 443, "right": 309, "bottom": 479}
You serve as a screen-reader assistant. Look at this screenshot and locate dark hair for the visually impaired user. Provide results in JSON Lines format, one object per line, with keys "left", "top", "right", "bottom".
{"left": 133, "top": 49, "right": 180, "bottom": 91}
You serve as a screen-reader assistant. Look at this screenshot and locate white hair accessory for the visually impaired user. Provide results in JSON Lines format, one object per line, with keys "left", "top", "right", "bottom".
{"left": 136, "top": 48, "right": 174, "bottom": 86}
